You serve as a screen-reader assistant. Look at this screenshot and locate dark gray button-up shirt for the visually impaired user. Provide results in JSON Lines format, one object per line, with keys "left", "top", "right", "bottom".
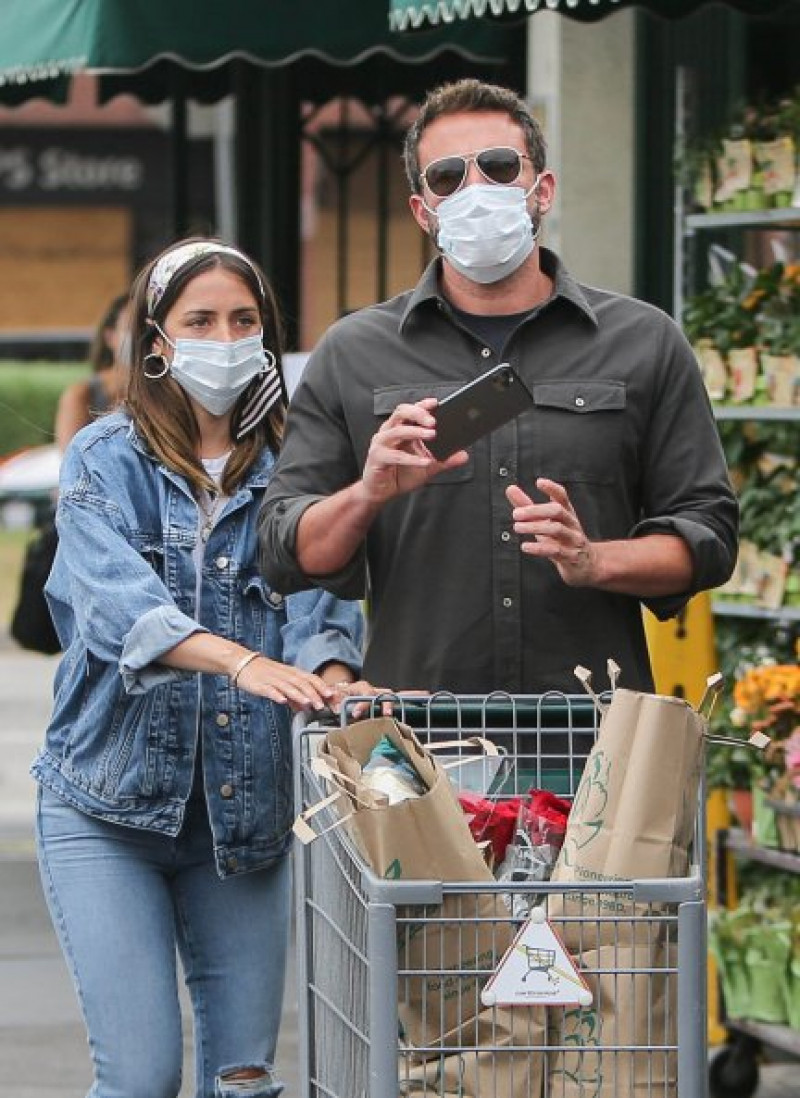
{"left": 260, "top": 250, "right": 737, "bottom": 695}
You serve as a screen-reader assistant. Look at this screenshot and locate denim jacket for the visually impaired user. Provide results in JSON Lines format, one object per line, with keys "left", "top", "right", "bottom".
{"left": 32, "top": 413, "right": 364, "bottom": 878}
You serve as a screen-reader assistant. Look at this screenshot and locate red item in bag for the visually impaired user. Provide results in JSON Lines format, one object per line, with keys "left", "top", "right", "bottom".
{"left": 525, "top": 789, "right": 571, "bottom": 848}
{"left": 458, "top": 792, "right": 524, "bottom": 866}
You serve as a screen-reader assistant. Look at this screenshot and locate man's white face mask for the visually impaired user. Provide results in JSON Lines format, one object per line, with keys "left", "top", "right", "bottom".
{"left": 426, "top": 179, "right": 542, "bottom": 285}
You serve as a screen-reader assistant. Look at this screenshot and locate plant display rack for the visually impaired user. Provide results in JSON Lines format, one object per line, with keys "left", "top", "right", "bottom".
{"left": 713, "top": 826, "right": 800, "bottom": 1095}
{"left": 675, "top": 69, "right": 800, "bottom": 1097}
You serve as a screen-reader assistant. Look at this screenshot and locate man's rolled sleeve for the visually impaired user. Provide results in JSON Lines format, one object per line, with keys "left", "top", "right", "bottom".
{"left": 632, "top": 512, "right": 739, "bottom": 621}
{"left": 259, "top": 492, "right": 367, "bottom": 599}
{"left": 120, "top": 605, "right": 207, "bottom": 694}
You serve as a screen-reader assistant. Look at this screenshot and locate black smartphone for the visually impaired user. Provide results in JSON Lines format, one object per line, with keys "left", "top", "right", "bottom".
{"left": 428, "top": 363, "right": 534, "bottom": 461}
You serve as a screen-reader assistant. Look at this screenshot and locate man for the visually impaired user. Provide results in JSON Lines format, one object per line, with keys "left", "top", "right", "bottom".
{"left": 259, "top": 79, "right": 737, "bottom": 695}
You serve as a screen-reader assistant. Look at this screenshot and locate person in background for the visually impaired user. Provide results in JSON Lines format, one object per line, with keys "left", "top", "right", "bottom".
{"left": 33, "top": 238, "right": 371, "bottom": 1098}
{"left": 258, "top": 78, "right": 738, "bottom": 697}
{"left": 54, "top": 291, "right": 131, "bottom": 450}
{"left": 10, "top": 296, "right": 133, "bottom": 655}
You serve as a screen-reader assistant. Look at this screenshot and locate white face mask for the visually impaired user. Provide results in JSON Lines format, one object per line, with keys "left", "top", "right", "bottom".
{"left": 156, "top": 327, "right": 274, "bottom": 416}
{"left": 429, "top": 181, "right": 540, "bottom": 285}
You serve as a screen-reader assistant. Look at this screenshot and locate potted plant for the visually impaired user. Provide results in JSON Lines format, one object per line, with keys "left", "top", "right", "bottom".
{"left": 683, "top": 266, "right": 760, "bottom": 403}
{"left": 754, "top": 262, "right": 800, "bottom": 407}
{"left": 730, "top": 659, "right": 800, "bottom": 846}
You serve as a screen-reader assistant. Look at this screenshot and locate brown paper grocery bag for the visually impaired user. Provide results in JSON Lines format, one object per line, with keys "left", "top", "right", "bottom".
{"left": 399, "top": 1003, "right": 545, "bottom": 1098}
{"left": 548, "top": 686, "right": 706, "bottom": 950}
{"left": 317, "top": 718, "right": 496, "bottom": 882}
{"left": 548, "top": 941, "right": 677, "bottom": 1098}
{"left": 300, "top": 718, "right": 520, "bottom": 1053}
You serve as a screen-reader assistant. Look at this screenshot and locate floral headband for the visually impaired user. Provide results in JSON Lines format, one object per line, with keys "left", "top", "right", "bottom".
{"left": 146, "top": 241, "right": 265, "bottom": 316}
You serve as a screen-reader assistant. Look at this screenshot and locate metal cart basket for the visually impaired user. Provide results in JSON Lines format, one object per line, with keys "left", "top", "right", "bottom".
{"left": 293, "top": 693, "right": 708, "bottom": 1098}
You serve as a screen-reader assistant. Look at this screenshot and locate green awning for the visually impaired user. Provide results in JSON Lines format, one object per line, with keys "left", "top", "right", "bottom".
{"left": 390, "top": 0, "right": 797, "bottom": 31}
{"left": 0, "top": 0, "right": 517, "bottom": 104}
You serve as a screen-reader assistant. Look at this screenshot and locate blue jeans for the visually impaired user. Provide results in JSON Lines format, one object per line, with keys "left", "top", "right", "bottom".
{"left": 35, "top": 787, "right": 289, "bottom": 1098}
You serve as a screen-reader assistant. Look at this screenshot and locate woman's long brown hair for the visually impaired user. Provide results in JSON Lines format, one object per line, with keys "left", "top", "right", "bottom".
{"left": 126, "top": 239, "right": 286, "bottom": 499}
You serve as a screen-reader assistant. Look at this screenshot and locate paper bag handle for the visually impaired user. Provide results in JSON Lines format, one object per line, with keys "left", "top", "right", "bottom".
{"left": 424, "top": 737, "right": 501, "bottom": 772}
{"left": 310, "top": 756, "right": 389, "bottom": 808}
{"left": 698, "top": 672, "right": 724, "bottom": 720}
{"left": 425, "top": 736, "right": 498, "bottom": 755}
{"left": 292, "top": 790, "right": 352, "bottom": 845}
{"left": 574, "top": 664, "right": 609, "bottom": 715}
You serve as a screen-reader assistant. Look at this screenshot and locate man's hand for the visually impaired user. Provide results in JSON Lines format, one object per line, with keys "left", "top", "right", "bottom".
{"left": 506, "top": 478, "right": 599, "bottom": 587}
{"left": 361, "top": 398, "right": 468, "bottom": 506}
{"left": 295, "top": 399, "right": 468, "bottom": 577}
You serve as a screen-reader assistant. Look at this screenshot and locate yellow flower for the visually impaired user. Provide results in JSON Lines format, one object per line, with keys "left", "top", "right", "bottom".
{"left": 742, "top": 288, "right": 766, "bottom": 310}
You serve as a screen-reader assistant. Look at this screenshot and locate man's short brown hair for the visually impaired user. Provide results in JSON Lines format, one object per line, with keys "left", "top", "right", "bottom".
{"left": 403, "top": 78, "right": 547, "bottom": 195}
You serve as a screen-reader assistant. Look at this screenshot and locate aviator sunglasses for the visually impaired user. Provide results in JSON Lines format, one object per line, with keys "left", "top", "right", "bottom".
{"left": 420, "top": 146, "right": 532, "bottom": 199}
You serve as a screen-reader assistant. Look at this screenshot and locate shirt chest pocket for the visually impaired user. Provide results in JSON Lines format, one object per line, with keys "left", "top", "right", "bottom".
{"left": 532, "top": 381, "right": 627, "bottom": 485}
{"left": 373, "top": 384, "right": 474, "bottom": 486}
{"left": 132, "top": 535, "right": 166, "bottom": 581}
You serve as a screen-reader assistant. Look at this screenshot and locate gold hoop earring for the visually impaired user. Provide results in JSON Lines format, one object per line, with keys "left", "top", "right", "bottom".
{"left": 143, "top": 352, "right": 169, "bottom": 380}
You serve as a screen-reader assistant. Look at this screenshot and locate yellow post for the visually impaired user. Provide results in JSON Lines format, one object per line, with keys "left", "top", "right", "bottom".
{"left": 644, "top": 592, "right": 733, "bottom": 1043}
{"left": 643, "top": 591, "right": 717, "bottom": 708}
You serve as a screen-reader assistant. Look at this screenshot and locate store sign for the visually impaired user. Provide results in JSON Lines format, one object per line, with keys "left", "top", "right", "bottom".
{"left": 0, "top": 129, "right": 184, "bottom": 206}
{"left": 0, "top": 144, "right": 143, "bottom": 193}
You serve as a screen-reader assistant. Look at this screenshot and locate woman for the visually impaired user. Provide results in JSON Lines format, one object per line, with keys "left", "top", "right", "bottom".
{"left": 54, "top": 291, "right": 131, "bottom": 451}
{"left": 33, "top": 239, "right": 368, "bottom": 1098}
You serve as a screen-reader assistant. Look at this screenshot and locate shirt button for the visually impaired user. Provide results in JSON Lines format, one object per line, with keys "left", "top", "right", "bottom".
{"left": 215, "top": 556, "right": 229, "bottom": 570}
{"left": 268, "top": 591, "right": 284, "bottom": 608}
{"left": 216, "top": 713, "right": 230, "bottom": 728}
{"left": 575, "top": 397, "right": 585, "bottom": 408}
{"left": 220, "top": 783, "right": 234, "bottom": 799}
{"left": 481, "top": 348, "right": 492, "bottom": 358}
{"left": 501, "top": 531, "right": 511, "bottom": 542}
{"left": 498, "top": 466, "right": 509, "bottom": 478}
{"left": 502, "top": 597, "right": 513, "bottom": 608}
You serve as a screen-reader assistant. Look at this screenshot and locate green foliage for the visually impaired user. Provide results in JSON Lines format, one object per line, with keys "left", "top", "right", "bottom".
{"left": 751, "top": 262, "right": 800, "bottom": 356}
{"left": 680, "top": 86, "right": 800, "bottom": 213}
{"left": 718, "top": 417, "right": 799, "bottom": 576}
{"left": 682, "top": 266, "right": 759, "bottom": 352}
{"left": 709, "top": 874, "right": 800, "bottom": 1026}
{"left": 0, "top": 360, "right": 88, "bottom": 456}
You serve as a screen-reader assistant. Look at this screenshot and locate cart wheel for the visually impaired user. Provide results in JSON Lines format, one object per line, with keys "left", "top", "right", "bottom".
{"left": 709, "top": 1036, "right": 760, "bottom": 1098}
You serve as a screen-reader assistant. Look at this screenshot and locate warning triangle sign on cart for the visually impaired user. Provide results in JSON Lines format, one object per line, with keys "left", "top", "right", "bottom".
{"left": 481, "top": 907, "right": 593, "bottom": 1008}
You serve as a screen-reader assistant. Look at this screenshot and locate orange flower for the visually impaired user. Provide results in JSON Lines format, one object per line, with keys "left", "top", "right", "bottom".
{"left": 742, "top": 289, "right": 766, "bottom": 311}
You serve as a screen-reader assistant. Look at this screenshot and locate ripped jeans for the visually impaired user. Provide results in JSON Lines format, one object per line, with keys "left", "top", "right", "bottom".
{"left": 36, "top": 787, "right": 289, "bottom": 1098}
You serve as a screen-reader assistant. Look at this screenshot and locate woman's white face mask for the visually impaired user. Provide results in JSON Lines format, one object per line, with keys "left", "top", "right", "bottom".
{"left": 155, "top": 325, "right": 274, "bottom": 416}
{"left": 426, "top": 179, "right": 541, "bottom": 285}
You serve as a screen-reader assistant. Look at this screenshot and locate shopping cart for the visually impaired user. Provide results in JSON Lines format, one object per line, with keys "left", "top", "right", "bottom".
{"left": 293, "top": 692, "right": 708, "bottom": 1098}
{"left": 521, "top": 946, "right": 558, "bottom": 984}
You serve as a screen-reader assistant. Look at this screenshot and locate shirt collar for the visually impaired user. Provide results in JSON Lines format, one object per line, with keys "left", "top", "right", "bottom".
{"left": 399, "top": 247, "right": 598, "bottom": 332}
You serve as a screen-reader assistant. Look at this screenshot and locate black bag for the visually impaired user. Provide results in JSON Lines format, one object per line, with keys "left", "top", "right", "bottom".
{"left": 10, "top": 519, "right": 61, "bottom": 655}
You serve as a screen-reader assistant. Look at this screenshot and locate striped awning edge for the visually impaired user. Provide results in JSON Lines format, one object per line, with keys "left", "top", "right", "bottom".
{"left": 389, "top": 0, "right": 621, "bottom": 32}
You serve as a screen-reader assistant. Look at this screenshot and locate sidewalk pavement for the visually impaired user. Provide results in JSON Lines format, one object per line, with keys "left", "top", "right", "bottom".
{"left": 2, "top": 640, "right": 798, "bottom": 1097}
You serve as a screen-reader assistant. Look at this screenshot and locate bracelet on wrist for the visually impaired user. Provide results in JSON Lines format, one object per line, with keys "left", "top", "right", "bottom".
{"left": 230, "top": 650, "right": 260, "bottom": 687}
